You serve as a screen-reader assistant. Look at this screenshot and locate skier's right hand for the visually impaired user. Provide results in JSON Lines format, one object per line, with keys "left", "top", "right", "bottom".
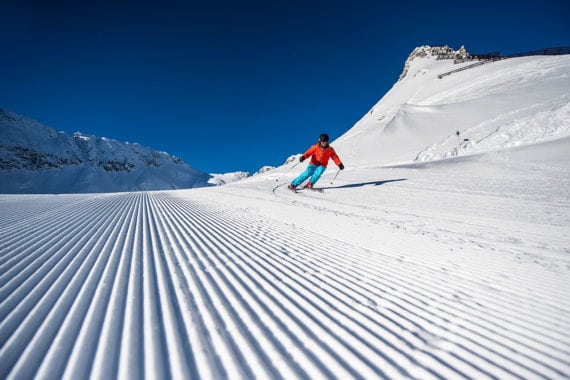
{"left": 299, "top": 156, "right": 305, "bottom": 162}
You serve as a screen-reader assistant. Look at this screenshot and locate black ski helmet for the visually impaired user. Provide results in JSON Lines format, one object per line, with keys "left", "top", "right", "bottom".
{"left": 319, "top": 133, "right": 329, "bottom": 143}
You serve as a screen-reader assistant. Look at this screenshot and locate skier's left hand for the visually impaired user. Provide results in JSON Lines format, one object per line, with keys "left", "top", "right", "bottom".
{"left": 339, "top": 163, "right": 344, "bottom": 170}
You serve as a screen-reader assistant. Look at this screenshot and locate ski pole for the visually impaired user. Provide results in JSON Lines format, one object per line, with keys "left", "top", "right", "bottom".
{"left": 330, "top": 168, "right": 341, "bottom": 185}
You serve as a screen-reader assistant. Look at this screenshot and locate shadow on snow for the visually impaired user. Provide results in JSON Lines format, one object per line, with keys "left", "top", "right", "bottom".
{"left": 321, "top": 178, "right": 407, "bottom": 190}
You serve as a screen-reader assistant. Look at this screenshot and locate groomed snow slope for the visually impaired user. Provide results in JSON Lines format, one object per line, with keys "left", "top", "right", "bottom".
{"left": 1, "top": 53, "right": 569, "bottom": 379}
{"left": 1, "top": 141, "right": 569, "bottom": 379}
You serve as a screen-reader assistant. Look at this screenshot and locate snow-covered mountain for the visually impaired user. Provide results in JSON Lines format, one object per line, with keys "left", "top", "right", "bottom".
{"left": 334, "top": 45, "right": 570, "bottom": 167}
{"left": 1, "top": 47, "right": 569, "bottom": 379}
{"left": 0, "top": 108, "right": 212, "bottom": 193}
{"left": 207, "top": 171, "right": 251, "bottom": 186}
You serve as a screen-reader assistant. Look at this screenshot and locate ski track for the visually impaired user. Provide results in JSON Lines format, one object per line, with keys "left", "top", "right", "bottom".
{"left": 1, "top": 190, "right": 569, "bottom": 379}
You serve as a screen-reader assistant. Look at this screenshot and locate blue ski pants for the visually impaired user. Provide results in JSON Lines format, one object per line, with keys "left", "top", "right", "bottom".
{"left": 292, "top": 164, "right": 327, "bottom": 186}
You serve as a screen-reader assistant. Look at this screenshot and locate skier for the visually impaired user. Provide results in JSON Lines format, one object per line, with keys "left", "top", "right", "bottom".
{"left": 288, "top": 133, "right": 344, "bottom": 190}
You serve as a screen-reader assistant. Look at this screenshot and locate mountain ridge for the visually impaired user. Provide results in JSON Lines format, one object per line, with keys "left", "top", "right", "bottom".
{"left": 0, "top": 108, "right": 212, "bottom": 193}
{"left": 333, "top": 48, "right": 570, "bottom": 168}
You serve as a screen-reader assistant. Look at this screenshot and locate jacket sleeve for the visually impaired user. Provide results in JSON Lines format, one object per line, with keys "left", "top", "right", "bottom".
{"left": 330, "top": 148, "right": 342, "bottom": 166}
{"left": 302, "top": 145, "right": 316, "bottom": 160}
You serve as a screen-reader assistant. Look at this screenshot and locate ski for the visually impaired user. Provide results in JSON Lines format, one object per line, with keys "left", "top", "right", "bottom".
{"left": 285, "top": 184, "right": 324, "bottom": 193}
{"left": 296, "top": 187, "right": 324, "bottom": 193}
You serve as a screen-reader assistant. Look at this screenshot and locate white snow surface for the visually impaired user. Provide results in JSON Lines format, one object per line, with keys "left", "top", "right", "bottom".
{"left": 1, "top": 52, "right": 570, "bottom": 379}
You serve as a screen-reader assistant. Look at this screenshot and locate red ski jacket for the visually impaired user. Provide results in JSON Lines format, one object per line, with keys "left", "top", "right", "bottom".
{"left": 301, "top": 143, "right": 342, "bottom": 167}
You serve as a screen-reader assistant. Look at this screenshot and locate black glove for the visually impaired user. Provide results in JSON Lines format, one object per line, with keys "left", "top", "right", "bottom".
{"left": 339, "top": 163, "right": 344, "bottom": 170}
{"left": 299, "top": 156, "right": 305, "bottom": 162}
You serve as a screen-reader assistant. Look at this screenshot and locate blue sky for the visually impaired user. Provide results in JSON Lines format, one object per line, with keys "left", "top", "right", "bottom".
{"left": 1, "top": 0, "right": 569, "bottom": 174}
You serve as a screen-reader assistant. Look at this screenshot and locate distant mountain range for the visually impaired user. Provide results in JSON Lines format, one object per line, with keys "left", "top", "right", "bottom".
{"left": 0, "top": 108, "right": 213, "bottom": 193}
